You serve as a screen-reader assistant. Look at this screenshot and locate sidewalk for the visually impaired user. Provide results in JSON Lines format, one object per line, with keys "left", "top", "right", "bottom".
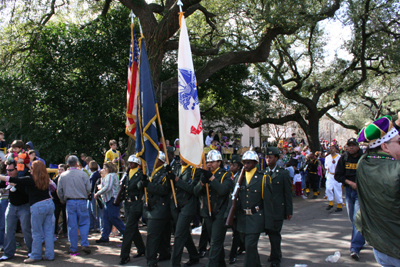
{"left": 1, "top": 189, "right": 380, "bottom": 266}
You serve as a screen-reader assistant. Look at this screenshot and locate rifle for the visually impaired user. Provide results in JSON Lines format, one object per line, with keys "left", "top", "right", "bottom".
{"left": 225, "top": 167, "right": 245, "bottom": 228}
{"left": 113, "top": 170, "right": 128, "bottom": 206}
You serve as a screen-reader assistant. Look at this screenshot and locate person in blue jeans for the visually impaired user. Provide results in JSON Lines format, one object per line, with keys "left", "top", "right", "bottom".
{"left": 0, "top": 161, "right": 9, "bottom": 250}
{"left": 57, "top": 155, "right": 91, "bottom": 255}
{"left": 0, "top": 161, "right": 56, "bottom": 263}
{"left": 334, "top": 138, "right": 365, "bottom": 261}
{"left": 94, "top": 162, "right": 125, "bottom": 243}
{"left": 0, "top": 161, "right": 32, "bottom": 262}
{"left": 88, "top": 160, "right": 103, "bottom": 232}
{"left": 0, "top": 191, "right": 8, "bottom": 250}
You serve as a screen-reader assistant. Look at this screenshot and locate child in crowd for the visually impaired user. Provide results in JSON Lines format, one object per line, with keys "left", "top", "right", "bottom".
{"left": 209, "top": 140, "right": 221, "bottom": 152}
{"left": 104, "top": 140, "right": 124, "bottom": 173}
{"left": 222, "top": 159, "right": 230, "bottom": 171}
{"left": 6, "top": 140, "right": 30, "bottom": 175}
{"left": 293, "top": 169, "right": 306, "bottom": 198}
{"left": 28, "top": 150, "right": 46, "bottom": 167}
{"left": 80, "top": 153, "right": 87, "bottom": 168}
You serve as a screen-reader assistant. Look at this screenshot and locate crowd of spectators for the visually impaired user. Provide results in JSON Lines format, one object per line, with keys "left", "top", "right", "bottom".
{"left": 0, "top": 126, "right": 396, "bottom": 266}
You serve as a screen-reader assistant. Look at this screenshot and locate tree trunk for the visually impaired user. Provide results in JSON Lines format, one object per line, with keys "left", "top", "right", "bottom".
{"left": 304, "top": 115, "right": 321, "bottom": 152}
{"left": 127, "top": 137, "right": 136, "bottom": 156}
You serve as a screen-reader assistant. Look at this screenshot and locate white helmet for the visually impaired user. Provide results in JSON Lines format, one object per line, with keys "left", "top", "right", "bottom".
{"left": 158, "top": 151, "right": 166, "bottom": 163}
{"left": 128, "top": 155, "right": 142, "bottom": 165}
{"left": 206, "top": 150, "right": 223, "bottom": 162}
{"left": 242, "top": 150, "right": 259, "bottom": 163}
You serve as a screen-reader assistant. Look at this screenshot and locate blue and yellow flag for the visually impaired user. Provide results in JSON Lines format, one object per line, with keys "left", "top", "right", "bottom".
{"left": 135, "top": 38, "right": 160, "bottom": 176}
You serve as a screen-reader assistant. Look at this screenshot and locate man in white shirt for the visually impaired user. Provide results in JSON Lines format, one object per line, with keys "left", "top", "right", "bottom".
{"left": 324, "top": 144, "right": 342, "bottom": 212}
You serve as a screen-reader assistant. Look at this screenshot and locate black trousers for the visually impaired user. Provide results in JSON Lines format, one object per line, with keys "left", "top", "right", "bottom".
{"left": 120, "top": 202, "right": 145, "bottom": 259}
{"left": 198, "top": 221, "right": 210, "bottom": 252}
{"left": 306, "top": 173, "right": 319, "bottom": 192}
{"left": 171, "top": 212, "right": 199, "bottom": 267}
{"left": 146, "top": 218, "right": 170, "bottom": 265}
{"left": 239, "top": 232, "right": 261, "bottom": 267}
{"left": 265, "top": 220, "right": 284, "bottom": 264}
{"left": 54, "top": 200, "right": 67, "bottom": 235}
{"left": 229, "top": 224, "right": 244, "bottom": 258}
{"left": 203, "top": 217, "right": 227, "bottom": 267}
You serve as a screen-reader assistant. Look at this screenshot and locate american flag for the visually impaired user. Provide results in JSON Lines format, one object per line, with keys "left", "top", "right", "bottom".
{"left": 125, "top": 25, "right": 140, "bottom": 139}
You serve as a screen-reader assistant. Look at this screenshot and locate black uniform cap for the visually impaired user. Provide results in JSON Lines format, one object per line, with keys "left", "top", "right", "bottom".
{"left": 266, "top": 147, "right": 280, "bottom": 156}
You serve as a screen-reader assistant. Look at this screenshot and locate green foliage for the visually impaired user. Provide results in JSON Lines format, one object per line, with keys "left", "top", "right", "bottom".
{"left": 199, "top": 63, "right": 255, "bottom": 131}
{"left": 0, "top": 7, "right": 133, "bottom": 164}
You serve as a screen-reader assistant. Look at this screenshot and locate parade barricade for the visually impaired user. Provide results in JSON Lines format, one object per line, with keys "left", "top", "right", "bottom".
{"left": 47, "top": 167, "right": 59, "bottom": 180}
{"left": 221, "top": 147, "right": 233, "bottom": 160}
{"left": 238, "top": 147, "right": 250, "bottom": 154}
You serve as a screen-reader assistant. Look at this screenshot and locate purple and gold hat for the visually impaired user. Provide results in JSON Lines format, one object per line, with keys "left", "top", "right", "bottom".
{"left": 357, "top": 115, "right": 399, "bottom": 148}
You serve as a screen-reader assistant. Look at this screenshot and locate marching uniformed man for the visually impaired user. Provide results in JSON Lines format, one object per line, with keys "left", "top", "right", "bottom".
{"left": 170, "top": 157, "right": 201, "bottom": 267}
{"left": 119, "top": 155, "right": 146, "bottom": 265}
{"left": 194, "top": 150, "right": 234, "bottom": 267}
{"left": 265, "top": 147, "right": 293, "bottom": 267}
{"left": 236, "top": 150, "right": 274, "bottom": 267}
{"left": 142, "top": 151, "right": 172, "bottom": 267}
{"left": 228, "top": 154, "right": 245, "bottom": 264}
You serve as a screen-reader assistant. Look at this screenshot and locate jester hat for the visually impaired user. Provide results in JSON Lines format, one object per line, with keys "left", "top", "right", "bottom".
{"left": 357, "top": 115, "right": 399, "bottom": 148}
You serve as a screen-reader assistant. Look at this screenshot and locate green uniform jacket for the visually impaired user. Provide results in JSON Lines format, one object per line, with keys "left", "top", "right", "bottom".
{"left": 355, "top": 152, "right": 400, "bottom": 260}
{"left": 194, "top": 168, "right": 234, "bottom": 219}
{"left": 144, "top": 166, "right": 171, "bottom": 220}
{"left": 123, "top": 168, "right": 143, "bottom": 214}
{"left": 266, "top": 166, "right": 293, "bottom": 220}
{"left": 171, "top": 165, "right": 201, "bottom": 217}
{"left": 236, "top": 169, "right": 274, "bottom": 234}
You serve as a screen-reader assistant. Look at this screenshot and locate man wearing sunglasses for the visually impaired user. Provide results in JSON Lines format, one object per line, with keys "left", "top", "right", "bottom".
{"left": 0, "top": 161, "right": 32, "bottom": 261}
{"left": 356, "top": 115, "right": 400, "bottom": 267}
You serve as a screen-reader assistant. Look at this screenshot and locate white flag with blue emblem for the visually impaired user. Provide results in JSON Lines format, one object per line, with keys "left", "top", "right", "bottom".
{"left": 178, "top": 13, "right": 204, "bottom": 167}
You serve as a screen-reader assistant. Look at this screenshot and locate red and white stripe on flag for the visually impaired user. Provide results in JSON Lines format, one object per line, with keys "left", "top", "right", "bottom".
{"left": 126, "top": 24, "right": 140, "bottom": 139}
{"left": 178, "top": 13, "right": 205, "bottom": 167}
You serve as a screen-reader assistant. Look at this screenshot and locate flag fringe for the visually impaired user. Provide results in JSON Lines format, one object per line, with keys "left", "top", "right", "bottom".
{"left": 179, "top": 12, "right": 185, "bottom": 28}
{"left": 180, "top": 151, "right": 205, "bottom": 169}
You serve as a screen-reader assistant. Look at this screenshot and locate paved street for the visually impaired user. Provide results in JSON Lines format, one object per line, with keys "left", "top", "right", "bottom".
{"left": 1, "top": 189, "right": 380, "bottom": 267}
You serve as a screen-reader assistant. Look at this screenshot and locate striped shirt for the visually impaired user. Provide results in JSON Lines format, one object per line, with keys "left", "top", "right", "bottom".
{"left": 97, "top": 173, "right": 119, "bottom": 203}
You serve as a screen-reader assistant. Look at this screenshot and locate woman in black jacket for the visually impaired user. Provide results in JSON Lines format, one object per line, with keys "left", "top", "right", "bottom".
{"left": 0, "top": 161, "right": 56, "bottom": 263}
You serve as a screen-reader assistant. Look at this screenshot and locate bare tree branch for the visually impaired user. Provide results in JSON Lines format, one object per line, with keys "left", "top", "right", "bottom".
{"left": 165, "top": 39, "right": 225, "bottom": 56}
{"left": 185, "top": 4, "right": 217, "bottom": 30}
{"left": 148, "top": 3, "right": 164, "bottom": 15}
{"left": 234, "top": 110, "right": 303, "bottom": 129}
{"left": 101, "top": 0, "right": 113, "bottom": 17}
{"left": 158, "top": 0, "right": 342, "bottom": 101}
{"left": 40, "top": 0, "right": 57, "bottom": 25}
{"left": 326, "top": 113, "right": 360, "bottom": 133}
{"left": 201, "top": 102, "right": 219, "bottom": 115}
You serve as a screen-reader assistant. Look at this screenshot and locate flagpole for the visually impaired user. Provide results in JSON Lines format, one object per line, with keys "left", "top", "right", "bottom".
{"left": 177, "top": 0, "right": 183, "bottom": 12}
{"left": 203, "top": 157, "right": 212, "bottom": 217}
{"left": 155, "top": 103, "right": 178, "bottom": 208}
